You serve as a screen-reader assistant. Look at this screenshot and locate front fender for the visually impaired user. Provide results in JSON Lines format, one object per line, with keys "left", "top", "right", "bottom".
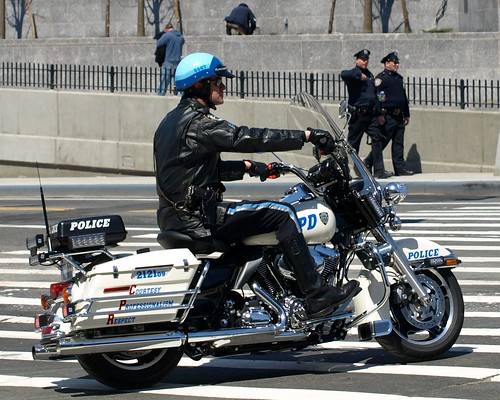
{"left": 395, "top": 237, "right": 460, "bottom": 269}
{"left": 353, "top": 236, "right": 460, "bottom": 328}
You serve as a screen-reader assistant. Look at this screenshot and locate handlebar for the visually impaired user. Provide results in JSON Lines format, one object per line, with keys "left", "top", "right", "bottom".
{"left": 266, "top": 162, "right": 324, "bottom": 197}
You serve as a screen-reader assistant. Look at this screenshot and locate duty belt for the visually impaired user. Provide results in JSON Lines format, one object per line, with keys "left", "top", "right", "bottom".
{"left": 384, "top": 108, "right": 403, "bottom": 117}
{"left": 354, "top": 105, "right": 377, "bottom": 116}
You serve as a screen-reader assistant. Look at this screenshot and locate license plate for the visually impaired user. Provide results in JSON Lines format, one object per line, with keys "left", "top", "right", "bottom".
{"left": 60, "top": 262, "right": 74, "bottom": 281}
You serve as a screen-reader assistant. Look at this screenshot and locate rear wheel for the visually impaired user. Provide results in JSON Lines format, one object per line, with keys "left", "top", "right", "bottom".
{"left": 77, "top": 346, "right": 184, "bottom": 389}
{"left": 376, "top": 268, "right": 464, "bottom": 362}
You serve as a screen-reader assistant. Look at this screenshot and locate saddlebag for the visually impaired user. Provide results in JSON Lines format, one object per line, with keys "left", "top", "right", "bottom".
{"left": 65, "top": 248, "right": 202, "bottom": 330}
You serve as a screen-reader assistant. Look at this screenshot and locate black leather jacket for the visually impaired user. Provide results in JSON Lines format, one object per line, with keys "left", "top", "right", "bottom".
{"left": 154, "top": 96, "right": 306, "bottom": 237}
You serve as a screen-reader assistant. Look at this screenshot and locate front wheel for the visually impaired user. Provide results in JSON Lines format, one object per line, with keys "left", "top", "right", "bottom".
{"left": 77, "top": 346, "right": 184, "bottom": 389}
{"left": 376, "top": 268, "right": 464, "bottom": 362}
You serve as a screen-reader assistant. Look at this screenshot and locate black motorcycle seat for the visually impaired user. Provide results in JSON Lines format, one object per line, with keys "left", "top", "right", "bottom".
{"left": 156, "top": 230, "right": 229, "bottom": 254}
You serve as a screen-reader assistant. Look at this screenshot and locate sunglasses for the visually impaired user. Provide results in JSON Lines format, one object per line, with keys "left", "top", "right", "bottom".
{"left": 210, "top": 77, "right": 224, "bottom": 87}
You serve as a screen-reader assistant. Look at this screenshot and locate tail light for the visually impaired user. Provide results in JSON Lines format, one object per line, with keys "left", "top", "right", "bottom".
{"left": 49, "top": 282, "right": 72, "bottom": 300}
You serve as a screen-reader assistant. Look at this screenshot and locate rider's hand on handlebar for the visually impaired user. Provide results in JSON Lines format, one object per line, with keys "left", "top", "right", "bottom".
{"left": 266, "top": 162, "right": 281, "bottom": 179}
{"left": 307, "top": 127, "right": 336, "bottom": 154}
{"left": 247, "top": 160, "right": 270, "bottom": 182}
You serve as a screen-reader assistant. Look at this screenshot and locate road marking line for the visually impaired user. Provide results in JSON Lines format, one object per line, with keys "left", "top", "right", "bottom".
{"left": 0, "top": 315, "right": 33, "bottom": 324}
{"left": 0, "top": 281, "right": 53, "bottom": 288}
{"left": 0, "top": 267, "right": 59, "bottom": 273}
{"left": 0, "top": 374, "right": 469, "bottom": 399}
{"left": 0, "top": 330, "right": 39, "bottom": 339}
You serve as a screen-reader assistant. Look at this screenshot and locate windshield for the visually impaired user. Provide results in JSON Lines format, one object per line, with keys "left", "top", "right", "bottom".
{"left": 288, "top": 92, "right": 344, "bottom": 140}
{"left": 286, "top": 92, "right": 380, "bottom": 193}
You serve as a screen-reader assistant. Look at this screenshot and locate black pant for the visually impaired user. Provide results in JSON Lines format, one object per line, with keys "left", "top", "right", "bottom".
{"left": 365, "top": 114, "right": 407, "bottom": 172}
{"left": 213, "top": 200, "right": 301, "bottom": 244}
{"left": 348, "top": 113, "right": 386, "bottom": 172}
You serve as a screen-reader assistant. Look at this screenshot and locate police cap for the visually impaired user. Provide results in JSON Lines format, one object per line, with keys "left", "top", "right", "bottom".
{"left": 381, "top": 51, "right": 399, "bottom": 63}
{"left": 354, "top": 49, "right": 370, "bottom": 60}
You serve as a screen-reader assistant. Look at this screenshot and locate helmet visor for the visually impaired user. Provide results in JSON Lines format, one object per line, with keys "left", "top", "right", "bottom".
{"left": 214, "top": 65, "right": 235, "bottom": 79}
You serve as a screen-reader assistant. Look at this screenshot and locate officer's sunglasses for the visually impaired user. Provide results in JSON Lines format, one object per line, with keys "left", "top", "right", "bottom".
{"left": 210, "top": 77, "right": 224, "bottom": 87}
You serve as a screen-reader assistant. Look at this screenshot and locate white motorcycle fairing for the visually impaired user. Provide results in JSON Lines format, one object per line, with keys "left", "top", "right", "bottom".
{"left": 396, "top": 237, "right": 453, "bottom": 264}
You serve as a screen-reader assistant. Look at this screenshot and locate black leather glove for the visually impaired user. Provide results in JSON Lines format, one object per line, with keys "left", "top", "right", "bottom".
{"left": 247, "top": 160, "right": 269, "bottom": 182}
{"left": 308, "top": 127, "right": 335, "bottom": 154}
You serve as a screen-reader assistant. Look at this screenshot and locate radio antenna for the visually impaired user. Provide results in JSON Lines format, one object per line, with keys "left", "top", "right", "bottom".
{"left": 36, "top": 162, "right": 53, "bottom": 252}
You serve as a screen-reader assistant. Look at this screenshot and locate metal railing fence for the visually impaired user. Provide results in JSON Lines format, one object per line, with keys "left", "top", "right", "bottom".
{"left": 1, "top": 62, "right": 499, "bottom": 110}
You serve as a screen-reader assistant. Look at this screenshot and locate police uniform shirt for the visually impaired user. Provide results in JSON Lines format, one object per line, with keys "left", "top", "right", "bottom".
{"left": 340, "top": 65, "right": 378, "bottom": 108}
{"left": 374, "top": 69, "right": 410, "bottom": 118}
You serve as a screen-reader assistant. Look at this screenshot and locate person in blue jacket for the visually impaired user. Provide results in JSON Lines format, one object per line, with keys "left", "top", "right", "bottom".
{"left": 156, "top": 23, "right": 185, "bottom": 95}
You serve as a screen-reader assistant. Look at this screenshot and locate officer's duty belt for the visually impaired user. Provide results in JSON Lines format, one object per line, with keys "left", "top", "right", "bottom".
{"left": 384, "top": 108, "right": 403, "bottom": 117}
{"left": 354, "top": 105, "right": 377, "bottom": 115}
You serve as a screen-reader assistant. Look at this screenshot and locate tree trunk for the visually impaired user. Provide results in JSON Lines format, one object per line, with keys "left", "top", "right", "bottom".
{"left": 26, "top": 0, "right": 38, "bottom": 38}
{"left": 0, "top": 0, "right": 5, "bottom": 39}
{"left": 328, "top": 0, "right": 337, "bottom": 34}
{"left": 137, "top": 0, "right": 145, "bottom": 36}
{"left": 363, "top": 0, "right": 373, "bottom": 33}
{"left": 105, "top": 0, "right": 110, "bottom": 37}
{"left": 174, "top": 0, "right": 182, "bottom": 34}
{"left": 401, "top": 0, "right": 412, "bottom": 33}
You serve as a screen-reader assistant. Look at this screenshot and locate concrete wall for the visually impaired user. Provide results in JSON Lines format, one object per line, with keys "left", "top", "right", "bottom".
{"left": 4, "top": 0, "right": 499, "bottom": 38}
{"left": 1, "top": 32, "right": 499, "bottom": 80}
{"left": 0, "top": 88, "right": 498, "bottom": 178}
{"left": 459, "top": 0, "right": 499, "bottom": 32}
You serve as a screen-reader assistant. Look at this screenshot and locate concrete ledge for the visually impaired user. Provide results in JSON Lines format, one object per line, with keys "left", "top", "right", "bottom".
{"left": 1, "top": 173, "right": 500, "bottom": 198}
{"left": 496, "top": 132, "right": 500, "bottom": 176}
{"left": 1, "top": 88, "right": 499, "bottom": 177}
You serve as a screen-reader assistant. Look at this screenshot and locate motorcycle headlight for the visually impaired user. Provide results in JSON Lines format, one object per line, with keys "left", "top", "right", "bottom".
{"left": 384, "top": 182, "right": 408, "bottom": 205}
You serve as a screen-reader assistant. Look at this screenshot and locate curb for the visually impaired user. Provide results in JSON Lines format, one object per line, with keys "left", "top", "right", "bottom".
{"left": 0, "top": 175, "right": 499, "bottom": 197}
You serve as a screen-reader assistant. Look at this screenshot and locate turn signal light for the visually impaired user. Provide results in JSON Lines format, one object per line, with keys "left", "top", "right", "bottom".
{"left": 444, "top": 257, "right": 461, "bottom": 267}
{"left": 40, "top": 294, "right": 52, "bottom": 310}
{"left": 62, "top": 287, "right": 72, "bottom": 304}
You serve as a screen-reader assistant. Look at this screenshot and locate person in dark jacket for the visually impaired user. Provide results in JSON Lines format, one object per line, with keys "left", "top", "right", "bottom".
{"left": 156, "top": 23, "right": 185, "bottom": 95}
{"left": 154, "top": 52, "right": 359, "bottom": 319}
{"left": 341, "top": 49, "right": 393, "bottom": 179}
{"left": 224, "top": 3, "right": 257, "bottom": 35}
{"left": 365, "top": 52, "right": 414, "bottom": 176}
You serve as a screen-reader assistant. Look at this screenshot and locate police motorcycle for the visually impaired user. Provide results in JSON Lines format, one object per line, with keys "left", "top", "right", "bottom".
{"left": 29, "top": 92, "right": 464, "bottom": 390}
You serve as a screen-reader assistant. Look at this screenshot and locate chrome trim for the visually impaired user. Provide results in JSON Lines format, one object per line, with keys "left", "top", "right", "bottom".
{"left": 32, "top": 331, "right": 186, "bottom": 360}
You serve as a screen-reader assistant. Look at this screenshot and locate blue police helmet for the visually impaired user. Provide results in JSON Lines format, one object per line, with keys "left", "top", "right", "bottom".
{"left": 175, "top": 52, "right": 235, "bottom": 90}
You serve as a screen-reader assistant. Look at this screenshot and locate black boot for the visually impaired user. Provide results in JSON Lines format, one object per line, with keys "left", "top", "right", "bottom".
{"left": 280, "top": 235, "right": 360, "bottom": 318}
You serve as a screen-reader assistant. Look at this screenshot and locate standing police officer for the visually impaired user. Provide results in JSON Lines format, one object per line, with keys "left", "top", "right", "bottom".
{"left": 341, "top": 49, "right": 392, "bottom": 179}
{"left": 365, "top": 52, "right": 414, "bottom": 176}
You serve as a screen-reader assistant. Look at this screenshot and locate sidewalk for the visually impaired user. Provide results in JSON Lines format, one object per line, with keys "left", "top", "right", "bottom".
{"left": 0, "top": 173, "right": 499, "bottom": 197}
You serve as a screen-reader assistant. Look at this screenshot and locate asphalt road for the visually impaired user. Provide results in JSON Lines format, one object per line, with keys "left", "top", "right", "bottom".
{"left": 0, "top": 189, "right": 499, "bottom": 400}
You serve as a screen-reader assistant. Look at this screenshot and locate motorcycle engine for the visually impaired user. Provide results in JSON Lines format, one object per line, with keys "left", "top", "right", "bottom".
{"left": 278, "top": 245, "right": 340, "bottom": 284}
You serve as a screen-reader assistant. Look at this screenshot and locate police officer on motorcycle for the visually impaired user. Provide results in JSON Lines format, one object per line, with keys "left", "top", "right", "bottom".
{"left": 153, "top": 52, "right": 359, "bottom": 318}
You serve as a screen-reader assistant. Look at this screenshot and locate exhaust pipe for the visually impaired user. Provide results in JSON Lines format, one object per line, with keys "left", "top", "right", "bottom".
{"left": 33, "top": 331, "right": 186, "bottom": 360}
